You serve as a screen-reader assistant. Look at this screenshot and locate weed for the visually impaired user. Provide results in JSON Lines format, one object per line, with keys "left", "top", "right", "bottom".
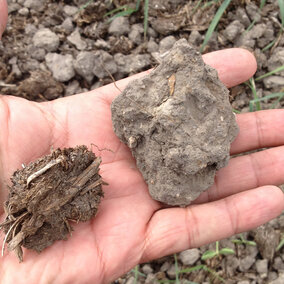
{"left": 278, "top": 0, "right": 284, "bottom": 28}
{"left": 201, "top": 241, "right": 235, "bottom": 260}
{"left": 232, "top": 234, "right": 257, "bottom": 247}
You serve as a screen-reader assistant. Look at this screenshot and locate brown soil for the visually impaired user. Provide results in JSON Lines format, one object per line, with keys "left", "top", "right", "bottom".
{"left": 0, "top": 145, "right": 104, "bottom": 262}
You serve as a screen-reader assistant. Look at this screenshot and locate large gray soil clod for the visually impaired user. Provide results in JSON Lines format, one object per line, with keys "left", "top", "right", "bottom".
{"left": 111, "top": 39, "right": 239, "bottom": 206}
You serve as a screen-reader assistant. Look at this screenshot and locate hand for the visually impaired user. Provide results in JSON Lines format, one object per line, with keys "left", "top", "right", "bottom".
{"left": 0, "top": 0, "right": 7, "bottom": 40}
{"left": 0, "top": 48, "right": 283, "bottom": 283}
{"left": 1, "top": 3, "right": 284, "bottom": 283}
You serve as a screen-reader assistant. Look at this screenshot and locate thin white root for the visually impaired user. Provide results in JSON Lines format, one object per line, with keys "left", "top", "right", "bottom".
{"left": 1, "top": 212, "right": 28, "bottom": 257}
{"left": 26, "top": 157, "right": 64, "bottom": 186}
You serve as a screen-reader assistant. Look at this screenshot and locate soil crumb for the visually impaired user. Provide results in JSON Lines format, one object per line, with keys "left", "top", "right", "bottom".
{"left": 111, "top": 39, "right": 238, "bottom": 206}
{"left": 0, "top": 145, "right": 104, "bottom": 262}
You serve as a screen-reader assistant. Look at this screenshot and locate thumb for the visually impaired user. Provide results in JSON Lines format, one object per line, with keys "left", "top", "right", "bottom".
{"left": 0, "top": 0, "right": 8, "bottom": 40}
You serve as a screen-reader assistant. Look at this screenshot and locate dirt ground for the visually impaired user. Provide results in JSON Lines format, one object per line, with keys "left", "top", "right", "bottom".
{"left": 0, "top": 0, "right": 283, "bottom": 283}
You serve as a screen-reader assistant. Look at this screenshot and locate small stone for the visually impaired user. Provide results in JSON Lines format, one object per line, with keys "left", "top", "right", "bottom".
{"left": 45, "top": 53, "right": 75, "bottom": 82}
{"left": 237, "top": 281, "right": 250, "bottom": 284}
{"left": 263, "top": 76, "right": 284, "bottom": 89}
{"left": 160, "top": 261, "right": 170, "bottom": 272}
{"left": 28, "top": 46, "right": 46, "bottom": 61}
{"left": 255, "top": 259, "right": 268, "bottom": 274}
{"left": 24, "top": 0, "right": 47, "bottom": 12}
{"left": 147, "top": 39, "right": 159, "bottom": 53}
{"left": 65, "top": 80, "right": 81, "bottom": 96}
{"left": 188, "top": 31, "right": 202, "bottom": 46}
{"left": 63, "top": 5, "right": 78, "bottom": 16}
{"left": 93, "top": 50, "right": 117, "bottom": 79}
{"left": 250, "top": 24, "right": 267, "bottom": 39}
{"left": 74, "top": 51, "right": 96, "bottom": 83}
{"left": 147, "top": 27, "right": 158, "bottom": 38}
{"left": 18, "top": 7, "right": 29, "bottom": 16}
{"left": 269, "top": 274, "right": 284, "bottom": 284}
{"left": 223, "top": 20, "right": 244, "bottom": 42}
{"left": 60, "top": 18, "right": 74, "bottom": 34}
{"left": 129, "top": 24, "right": 144, "bottom": 45}
{"left": 166, "top": 264, "right": 177, "bottom": 279}
{"left": 125, "top": 276, "right": 135, "bottom": 284}
{"left": 114, "top": 53, "right": 151, "bottom": 75}
{"left": 179, "top": 248, "right": 200, "bottom": 265}
{"left": 25, "top": 24, "right": 37, "bottom": 36}
{"left": 246, "top": 2, "right": 261, "bottom": 23}
{"left": 7, "top": 3, "right": 21, "bottom": 14}
{"left": 273, "top": 257, "right": 284, "bottom": 271}
{"left": 108, "top": 17, "right": 130, "bottom": 36}
{"left": 145, "top": 273, "right": 156, "bottom": 284}
{"left": 159, "top": 36, "right": 176, "bottom": 54}
{"left": 268, "top": 271, "right": 279, "bottom": 282}
{"left": 94, "top": 39, "right": 110, "bottom": 50}
{"left": 268, "top": 48, "right": 284, "bottom": 76}
{"left": 239, "top": 255, "right": 256, "bottom": 272}
{"left": 142, "top": 264, "right": 153, "bottom": 275}
{"left": 33, "top": 28, "right": 60, "bottom": 52}
{"left": 236, "top": 33, "right": 255, "bottom": 49}
{"left": 67, "top": 28, "right": 87, "bottom": 50}
{"left": 235, "top": 7, "right": 250, "bottom": 27}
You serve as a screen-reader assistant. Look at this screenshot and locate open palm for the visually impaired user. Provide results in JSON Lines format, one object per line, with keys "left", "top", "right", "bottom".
{"left": 0, "top": 49, "right": 283, "bottom": 284}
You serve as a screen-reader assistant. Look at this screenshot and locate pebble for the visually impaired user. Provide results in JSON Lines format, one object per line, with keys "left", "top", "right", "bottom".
{"left": 223, "top": 20, "right": 244, "bottom": 42}
{"left": 235, "top": 7, "right": 251, "bottom": 27}
{"left": 25, "top": 24, "right": 37, "bottom": 36}
{"left": 273, "top": 257, "right": 284, "bottom": 271}
{"left": 8, "top": 3, "right": 21, "bottom": 14}
{"left": 24, "top": 0, "right": 47, "bottom": 12}
{"left": 67, "top": 28, "right": 87, "bottom": 50}
{"left": 255, "top": 259, "right": 268, "bottom": 274}
{"left": 188, "top": 30, "right": 202, "bottom": 46}
{"left": 237, "top": 281, "right": 250, "bottom": 284}
{"left": 63, "top": 5, "right": 78, "bottom": 17}
{"left": 145, "top": 273, "right": 156, "bottom": 284}
{"left": 166, "top": 264, "right": 177, "bottom": 279}
{"left": 128, "top": 24, "right": 144, "bottom": 45}
{"left": 142, "top": 264, "right": 153, "bottom": 275}
{"left": 147, "top": 39, "right": 159, "bottom": 53}
{"left": 160, "top": 261, "right": 170, "bottom": 272}
{"left": 45, "top": 53, "right": 75, "bottom": 82}
{"left": 114, "top": 53, "right": 151, "bottom": 75}
{"left": 28, "top": 45, "right": 46, "bottom": 61}
{"left": 159, "top": 36, "right": 176, "bottom": 54}
{"left": 93, "top": 50, "right": 117, "bottom": 79}
{"left": 250, "top": 24, "right": 267, "bottom": 39}
{"left": 94, "top": 39, "right": 111, "bottom": 50}
{"left": 239, "top": 255, "right": 256, "bottom": 272}
{"left": 125, "top": 276, "right": 135, "bottom": 284}
{"left": 108, "top": 17, "right": 130, "bottom": 36}
{"left": 269, "top": 273, "right": 284, "bottom": 284}
{"left": 60, "top": 18, "right": 74, "bottom": 34}
{"left": 263, "top": 76, "right": 284, "bottom": 89}
{"left": 268, "top": 47, "right": 284, "bottom": 76}
{"left": 246, "top": 2, "right": 261, "bottom": 23}
{"left": 74, "top": 51, "right": 95, "bottom": 83}
{"left": 179, "top": 248, "right": 200, "bottom": 266}
{"left": 65, "top": 80, "right": 81, "bottom": 96}
{"left": 33, "top": 28, "right": 60, "bottom": 52}
{"left": 18, "top": 7, "right": 29, "bottom": 16}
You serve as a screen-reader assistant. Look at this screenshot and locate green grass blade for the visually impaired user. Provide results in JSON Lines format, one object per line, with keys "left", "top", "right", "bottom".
{"left": 202, "top": 0, "right": 219, "bottom": 9}
{"left": 233, "top": 109, "right": 241, "bottom": 114}
{"left": 133, "top": 265, "right": 139, "bottom": 284}
{"left": 249, "top": 92, "right": 284, "bottom": 111}
{"left": 179, "top": 264, "right": 205, "bottom": 274}
{"left": 79, "top": 0, "right": 94, "bottom": 11}
{"left": 255, "top": 65, "right": 284, "bottom": 81}
{"left": 108, "top": 8, "right": 136, "bottom": 22}
{"left": 276, "top": 235, "right": 284, "bottom": 251}
{"left": 174, "top": 254, "right": 180, "bottom": 284}
{"left": 278, "top": 0, "right": 284, "bottom": 27}
{"left": 144, "top": 0, "right": 149, "bottom": 40}
{"left": 260, "top": 0, "right": 267, "bottom": 10}
{"left": 200, "top": 0, "right": 233, "bottom": 53}
{"left": 104, "top": 5, "right": 127, "bottom": 17}
{"left": 192, "top": 0, "right": 203, "bottom": 14}
{"left": 247, "top": 78, "right": 261, "bottom": 111}
{"left": 261, "top": 38, "right": 277, "bottom": 51}
{"left": 135, "top": 0, "right": 141, "bottom": 11}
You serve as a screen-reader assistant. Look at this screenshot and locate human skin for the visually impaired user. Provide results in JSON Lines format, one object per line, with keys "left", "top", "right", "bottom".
{"left": 0, "top": 2, "right": 284, "bottom": 283}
